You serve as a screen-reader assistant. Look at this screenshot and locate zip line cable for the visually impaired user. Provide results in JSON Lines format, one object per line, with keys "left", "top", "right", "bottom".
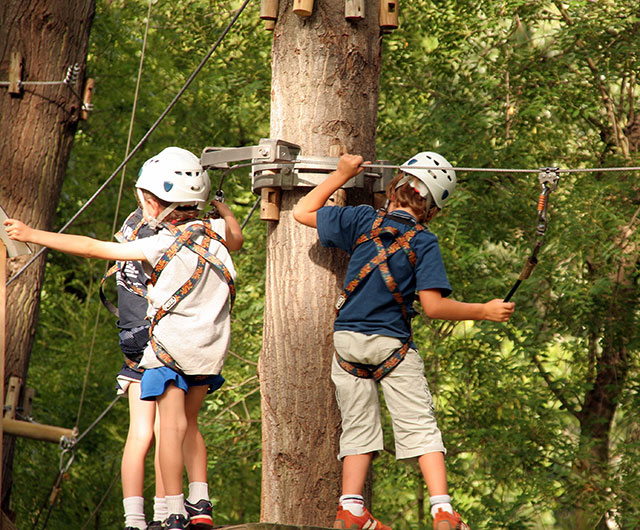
{"left": 6, "top": 0, "right": 254, "bottom": 288}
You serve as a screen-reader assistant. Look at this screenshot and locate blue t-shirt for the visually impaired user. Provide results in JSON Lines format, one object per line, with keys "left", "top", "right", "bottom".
{"left": 317, "top": 205, "right": 451, "bottom": 341}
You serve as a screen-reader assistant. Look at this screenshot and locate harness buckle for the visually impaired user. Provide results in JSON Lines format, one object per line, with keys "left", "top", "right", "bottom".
{"left": 162, "top": 296, "right": 178, "bottom": 312}
{"left": 335, "top": 294, "right": 346, "bottom": 311}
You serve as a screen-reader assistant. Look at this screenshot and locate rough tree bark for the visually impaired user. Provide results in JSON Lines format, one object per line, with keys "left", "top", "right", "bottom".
{"left": 259, "top": 0, "right": 382, "bottom": 525}
{"left": 0, "top": 0, "right": 95, "bottom": 518}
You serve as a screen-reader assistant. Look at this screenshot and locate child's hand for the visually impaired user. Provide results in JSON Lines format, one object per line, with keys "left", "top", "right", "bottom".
{"left": 211, "top": 200, "right": 232, "bottom": 218}
{"left": 3, "top": 219, "right": 33, "bottom": 242}
{"left": 336, "top": 154, "right": 365, "bottom": 182}
{"left": 482, "top": 299, "right": 515, "bottom": 322}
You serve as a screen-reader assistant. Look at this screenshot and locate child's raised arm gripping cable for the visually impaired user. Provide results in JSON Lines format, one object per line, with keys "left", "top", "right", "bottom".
{"left": 294, "top": 151, "right": 514, "bottom": 530}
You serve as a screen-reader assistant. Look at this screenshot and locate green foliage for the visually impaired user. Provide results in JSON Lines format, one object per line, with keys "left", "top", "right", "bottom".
{"left": 375, "top": 1, "right": 640, "bottom": 528}
{"left": 10, "top": 0, "right": 640, "bottom": 529}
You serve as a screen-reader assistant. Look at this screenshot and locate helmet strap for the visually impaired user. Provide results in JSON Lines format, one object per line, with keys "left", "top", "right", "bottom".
{"left": 396, "top": 175, "right": 429, "bottom": 198}
{"left": 137, "top": 188, "right": 178, "bottom": 230}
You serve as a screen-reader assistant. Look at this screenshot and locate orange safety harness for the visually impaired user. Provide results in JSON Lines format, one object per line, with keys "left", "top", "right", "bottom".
{"left": 334, "top": 210, "right": 424, "bottom": 381}
{"left": 147, "top": 221, "right": 235, "bottom": 375}
{"left": 100, "top": 216, "right": 235, "bottom": 375}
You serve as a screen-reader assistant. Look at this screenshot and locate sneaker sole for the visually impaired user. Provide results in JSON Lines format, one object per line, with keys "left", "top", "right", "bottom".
{"left": 190, "top": 519, "right": 213, "bottom": 530}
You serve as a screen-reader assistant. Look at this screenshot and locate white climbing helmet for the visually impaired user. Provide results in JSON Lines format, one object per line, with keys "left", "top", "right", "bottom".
{"left": 136, "top": 147, "right": 210, "bottom": 210}
{"left": 398, "top": 151, "right": 456, "bottom": 208}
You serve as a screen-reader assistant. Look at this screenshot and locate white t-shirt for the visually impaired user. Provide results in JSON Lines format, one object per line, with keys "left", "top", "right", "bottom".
{"left": 133, "top": 218, "right": 235, "bottom": 375}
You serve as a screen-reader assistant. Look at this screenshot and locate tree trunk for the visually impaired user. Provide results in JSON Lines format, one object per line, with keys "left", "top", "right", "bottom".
{"left": 0, "top": 0, "right": 95, "bottom": 517}
{"left": 259, "top": 0, "right": 382, "bottom": 525}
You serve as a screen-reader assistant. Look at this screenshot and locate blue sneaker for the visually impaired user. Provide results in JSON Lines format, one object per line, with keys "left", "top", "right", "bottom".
{"left": 184, "top": 499, "right": 213, "bottom": 529}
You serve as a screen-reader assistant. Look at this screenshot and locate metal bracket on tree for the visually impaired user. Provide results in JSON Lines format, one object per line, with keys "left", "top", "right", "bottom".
{"left": 504, "top": 167, "right": 560, "bottom": 302}
{"left": 200, "top": 138, "right": 395, "bottom": 221}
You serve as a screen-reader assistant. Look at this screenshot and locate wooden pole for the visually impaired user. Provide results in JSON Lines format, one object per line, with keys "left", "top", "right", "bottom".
{"left": 0, "top": 241, "right": 6, "bottom": 507}
{"left": 261, "top": 0, "right": 381, "bottom": 523}
{"left": 2, "top": 419, "right": 75, "bottom": 445}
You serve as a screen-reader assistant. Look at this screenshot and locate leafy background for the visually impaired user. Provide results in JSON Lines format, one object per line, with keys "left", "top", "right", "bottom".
{"left": 11, "top": 1, "right": 640, "bottom": 529}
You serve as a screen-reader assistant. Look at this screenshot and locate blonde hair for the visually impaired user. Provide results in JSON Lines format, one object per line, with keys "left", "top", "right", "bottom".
{"left": 385, "top": 173, "right": 438, "bottom": 223}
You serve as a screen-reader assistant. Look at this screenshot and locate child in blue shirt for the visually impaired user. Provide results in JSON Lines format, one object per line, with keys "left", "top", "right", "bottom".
{"left": 293, "top": 153, "right": 514, "bottom": 530}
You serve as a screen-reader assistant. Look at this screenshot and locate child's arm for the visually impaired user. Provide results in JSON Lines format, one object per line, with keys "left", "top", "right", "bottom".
{"left": 292, "top": 154, "right": 365, "bottom": 228}
{"left": 4, "top": 219, "right": 146, "bottom": 262}
{"left": 212, "top": 201, "right": 244, "bottom": 251}
{"left": 419, "top": 289, "right": 515, "bottom": 322}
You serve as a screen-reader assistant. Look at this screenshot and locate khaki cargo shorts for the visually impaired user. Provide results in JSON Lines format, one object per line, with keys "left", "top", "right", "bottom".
{"left": 331, "top": 330, "right": 446, "bottom": 460}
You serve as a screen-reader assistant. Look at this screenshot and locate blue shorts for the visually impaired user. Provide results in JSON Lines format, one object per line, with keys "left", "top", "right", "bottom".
{"left": 140, "top": 366, "right": 225, "bottom": 401}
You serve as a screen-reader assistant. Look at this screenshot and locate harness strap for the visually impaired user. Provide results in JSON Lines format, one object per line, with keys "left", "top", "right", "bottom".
{"left": 99, "top": 212, "right": 148, "bottom": 317}
{"left": 335, "top": 210, "right": 423, "bottom": 381}
{"left": 148, "top": 221, "right": 235, "bottom": 375}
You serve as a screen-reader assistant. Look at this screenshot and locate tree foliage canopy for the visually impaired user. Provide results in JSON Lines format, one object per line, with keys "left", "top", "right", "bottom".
{"left": 10, "top": 1, "right": 640, "bottom": 529}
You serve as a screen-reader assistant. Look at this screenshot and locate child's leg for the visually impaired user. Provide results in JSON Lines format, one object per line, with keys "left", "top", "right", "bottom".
{"left": 183, "top": 385, "right": 209, "bottom": 484}
{"left": 156, "top": 383, "right": 188, "bottom": 495}
{"left": 418, "top": 452, "right": 448, "bottom": 496}
{"left": 182, "top": 385, "right": 214, "bottom": 528}
{"left": 122, "top": 381, "right": 156, "bottom": 495}
{"left": 341, "top": 453, "right": 373, "bottom": 495}
{"left": 122, "top": 381, "right": 156, "bottom": 529}
{"left": 152, "top": 407, "right": 167, "bottom": 524}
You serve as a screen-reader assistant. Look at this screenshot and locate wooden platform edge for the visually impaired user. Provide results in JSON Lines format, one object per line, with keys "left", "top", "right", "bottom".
{"left": 222, "top": 523, "right": 334, "bottom": 530}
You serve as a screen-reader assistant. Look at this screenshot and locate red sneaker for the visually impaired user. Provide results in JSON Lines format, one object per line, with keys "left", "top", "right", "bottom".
{"left": 433, "top": 508, "right": 470, "bottom": 530}
{"left": 334, "top": 507, "right": 391, "bottom": 530}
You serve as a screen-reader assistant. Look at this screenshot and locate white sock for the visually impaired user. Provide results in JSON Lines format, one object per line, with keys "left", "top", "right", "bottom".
{"left": 339, "top": 494, "right": 365, "bottom": 517}
{"left": 430, "top": 494, "right": 453, "bottom": 518}
{"left": 153, "top": 496, "right": 167, "bottom": 522}
{"left": 188, "top": 481, "right": 209, "bottom": 504}
{"left": 123, "top": 496, "right": 147, "bottom": 530}
{"left": 166, "top": 493, "right": 187, "bottom": 518}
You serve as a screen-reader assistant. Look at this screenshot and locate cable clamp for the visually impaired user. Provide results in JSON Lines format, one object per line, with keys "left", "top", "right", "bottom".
{"left": 200, "top": 138, "right": 396, "bottom": 194}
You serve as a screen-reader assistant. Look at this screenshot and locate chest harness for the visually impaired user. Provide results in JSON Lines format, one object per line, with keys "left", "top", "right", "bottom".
{"left": 147, "top": 221, "right": 235, "bottom": 375}
{"left": 100, "top": 215, "right": 235, "bottom": 375}
{"left": 335, "top": 210, "right": 424, "bottom": 382}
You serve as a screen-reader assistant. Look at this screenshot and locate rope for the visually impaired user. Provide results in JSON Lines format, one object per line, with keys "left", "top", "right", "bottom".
{"left": 30, "top": 395, "right": 122, "bottom": 530}
{"left": 241, "top": 197, "right": 261, "bottom": 229}
{"left": 79, "top": 469, "right": 121, "bottom": 530}
{"left": 112, "top": 0, "right": 153, "bottom": 235}
{"left": 6, "top": 0, "right": 254, "bottom": 287}
{"left": 75, "top": 0, "right": 154, "bottom": 430}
